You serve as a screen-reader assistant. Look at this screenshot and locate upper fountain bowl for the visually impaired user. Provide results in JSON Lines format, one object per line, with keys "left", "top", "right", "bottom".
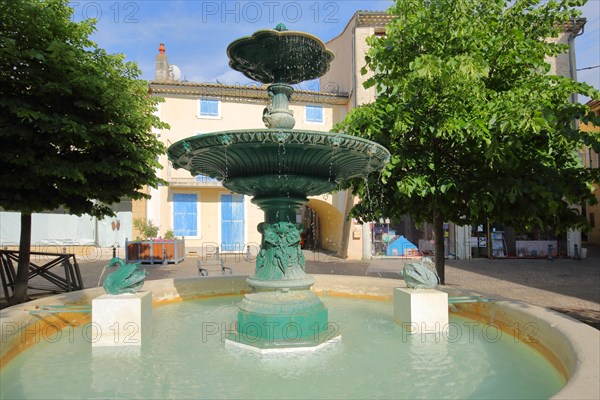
{"left": 227, "top": 23, "right": 334, "bottom": 85}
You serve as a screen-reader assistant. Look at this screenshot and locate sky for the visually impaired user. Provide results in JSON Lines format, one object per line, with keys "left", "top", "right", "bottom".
{"left": 71, "top": 0, "right": 599, "bottom": 100}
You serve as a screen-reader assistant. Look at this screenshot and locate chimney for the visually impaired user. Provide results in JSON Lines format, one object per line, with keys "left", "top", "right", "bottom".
{"left": 155, "top": 43, "right": 169, "bottom": 81}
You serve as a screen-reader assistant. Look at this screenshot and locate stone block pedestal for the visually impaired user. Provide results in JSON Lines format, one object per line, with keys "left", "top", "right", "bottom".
{"left": 394, "top": 288, "right": 448, "bottom": 333}
{"left": 92, "top": 291, "right": 152, "bottom": 347}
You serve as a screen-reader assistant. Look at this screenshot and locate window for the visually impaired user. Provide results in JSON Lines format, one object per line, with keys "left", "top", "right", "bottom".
{"left": 305, "top": 105, "right": 323, "bottom": 123}
{"left": 590, "top": 212, "right": 596, "bottom": 228}
{"left": 221, "top": 194, "right": 244, "bottom": 252}
{"left": 173, "top": 193, "right": 198, "bottom": 236}
{"left": 198, "top": 98, "right": 220, "bottom": 118}
{"left": 195, "top": 174, "right": 219, "bottom": 183}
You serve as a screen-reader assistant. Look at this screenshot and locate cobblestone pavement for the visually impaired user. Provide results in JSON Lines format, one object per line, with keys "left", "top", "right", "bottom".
{"left": 4, "top": 246, "right": 599, "bottom": 327}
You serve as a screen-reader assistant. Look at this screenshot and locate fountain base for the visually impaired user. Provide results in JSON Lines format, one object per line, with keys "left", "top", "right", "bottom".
{"left": 227, "top": 289, "right": 336, "bottom": 352}
{"left": 225, "top": 334, "right": 341, "bottom": 354}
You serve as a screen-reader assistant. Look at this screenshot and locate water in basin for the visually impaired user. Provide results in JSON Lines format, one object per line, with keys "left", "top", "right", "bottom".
{"left": 0, "top": 296, "right": 563, "bottom": 399}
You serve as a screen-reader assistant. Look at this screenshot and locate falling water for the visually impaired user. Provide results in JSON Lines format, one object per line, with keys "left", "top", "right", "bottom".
{"left": 276, "top": 132, "right": 287, "bottom": 180}
{"left": 219, "top": 136, "right": 231, "bottom": 180}
{"left": 224, "top": 146, "right": 229, "bottom": 180}
{"left": 363, "top": 176, "right": 373, "bottom": 216}
{"left": 328, "top": 136, "right": 341, "bottom": 183}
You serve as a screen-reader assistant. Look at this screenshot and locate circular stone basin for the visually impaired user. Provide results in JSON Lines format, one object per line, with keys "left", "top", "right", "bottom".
{"left": 1, "top": 276, "right": 598, "bottom": 399}
{"left": 168, "top": 129, "right": 390, "bottom": 197}
{"left": 0, "top": 296, "right": 564, "bottom": 399}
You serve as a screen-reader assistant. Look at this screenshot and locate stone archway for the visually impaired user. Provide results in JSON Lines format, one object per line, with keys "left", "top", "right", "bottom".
{"left": 303, "top": 199, "right": 344, "bottom": 253}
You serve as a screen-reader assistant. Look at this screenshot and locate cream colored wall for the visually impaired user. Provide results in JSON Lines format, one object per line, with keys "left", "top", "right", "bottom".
{"left": 307, "top": 198, "right": 343, "bottom": 252}
{"left": 346, "top": 195, "right": 366, "bottom": 259}
{"left": 320, "top": 21, "right": 377, "bottom": 107}
{"left": 321, "top": 21, "right": 354, "bottom": 94}
{"left": 131, "top": 198, "right": 147, "bottom": 240}
{"left": 306, "top": 192, "right": 363, "bottom": 259}
{"left": 354, "top": 26, "right": 377, "bottom": 106}
{"left": 320, "top": 21, "right": 378, "bottom": 260}
{"left": 546, "top": 32, "right": 573, "bottom": 79}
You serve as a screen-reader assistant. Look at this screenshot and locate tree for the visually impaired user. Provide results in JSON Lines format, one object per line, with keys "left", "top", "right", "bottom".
{"left": 336, "top": 0, "right": 600, "bottom": 283}
{"left": 0, "top": 0, "right": 167, "bottom": 304}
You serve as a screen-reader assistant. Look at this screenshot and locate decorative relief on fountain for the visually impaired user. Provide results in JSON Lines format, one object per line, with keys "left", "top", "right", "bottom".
{"left": 255, "top": 222, "right": 306, "bottom": 279}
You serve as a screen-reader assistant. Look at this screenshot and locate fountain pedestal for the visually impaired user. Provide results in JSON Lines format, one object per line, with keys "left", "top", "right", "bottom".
{"left": 233, "top": 290, "right": 330, "bottom": 352}
{"left": 393, "top": 288, "right": 448, "bottom": 334}
{"left": 92, "top": 291, "right": 152, "bottom": 347}
{"left": 229, "top": 196, "right": 330, "bottom": 351}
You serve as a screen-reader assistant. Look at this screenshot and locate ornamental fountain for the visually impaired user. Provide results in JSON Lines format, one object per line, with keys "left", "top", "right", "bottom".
{"left": 167, "top": 23, "right": 390, "bottom": 350}
{"left": 2, "top": 24, "right": 598, "bottom": 400}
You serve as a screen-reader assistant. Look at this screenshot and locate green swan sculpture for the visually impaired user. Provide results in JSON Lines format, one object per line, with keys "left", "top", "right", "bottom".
{"left": 99, "top": 257, "right": 148, "bottom": 295}
{"left": 402, "top": 257, "right": 440, "bottom": 289}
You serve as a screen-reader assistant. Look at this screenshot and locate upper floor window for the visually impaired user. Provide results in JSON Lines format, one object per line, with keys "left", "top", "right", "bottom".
{"left": 195, "top": 174, "right": 219, "bottom": 183}
{"left": 305, "top": 105, "right": 323, "bottom": 123}
{"left": 198, "top": 98, "right": 220, "bottom": 118}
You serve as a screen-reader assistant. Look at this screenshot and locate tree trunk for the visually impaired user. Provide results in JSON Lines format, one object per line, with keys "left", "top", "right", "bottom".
{"left": 432, "top": 210, "right": 445, "bottom": 285}
{"left": 11, "top": 213, "right": 31, "bottom": 305}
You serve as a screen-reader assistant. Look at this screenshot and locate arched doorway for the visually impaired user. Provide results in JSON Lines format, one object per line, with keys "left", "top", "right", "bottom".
{"left": 301, "top": 199, "right": 344, "bottom": 252}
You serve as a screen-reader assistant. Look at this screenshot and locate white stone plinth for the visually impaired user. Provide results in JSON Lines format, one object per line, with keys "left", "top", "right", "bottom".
{"left": 92, "top": 291, "right": 152, "bottom": 347}
{"left": 394, "top": 288, "right": 448, "bottom": 333}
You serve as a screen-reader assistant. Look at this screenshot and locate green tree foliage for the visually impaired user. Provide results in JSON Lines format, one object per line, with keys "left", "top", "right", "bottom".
{"left": 336, "top": 0, "right": 600, "bottom": 282}
{"left": 0, "top": 0, "right": 167, "bottom": 303}
{"left": 133, "top": 218, "right": 160, "bottom": 240}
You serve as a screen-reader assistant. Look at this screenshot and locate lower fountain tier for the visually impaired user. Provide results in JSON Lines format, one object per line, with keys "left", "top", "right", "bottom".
{"left": 167, "top": 129, "right": 391, "bottom": 197}
{"left": 227, "top": 290, "right": 333, "bottom": 352}
{"left": 247, "top": 263, "right": 314, "bottom": 291}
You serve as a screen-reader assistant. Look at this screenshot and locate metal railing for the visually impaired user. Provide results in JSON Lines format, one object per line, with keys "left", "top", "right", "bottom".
{"left": 168, "top": 175, "right": 223, "bottom": 187}
{"left": 0, "top": 250, "right": 84, "bottom": 299}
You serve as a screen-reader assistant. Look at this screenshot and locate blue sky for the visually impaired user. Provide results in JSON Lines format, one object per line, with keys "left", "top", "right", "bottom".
{"left": 72, "top": 0, "right": 599, "bottom": 99}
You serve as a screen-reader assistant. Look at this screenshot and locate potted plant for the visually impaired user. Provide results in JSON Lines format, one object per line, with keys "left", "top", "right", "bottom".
{"left": 126, "top": 219, "right": 185, "bottom": 264}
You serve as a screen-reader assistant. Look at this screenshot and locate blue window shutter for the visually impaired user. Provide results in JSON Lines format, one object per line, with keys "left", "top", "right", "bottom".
{"left": 200, "top": 99, "right": 219, "bottom": 117}
{"left": 209, "top": 100, "right": 218, "bottom": 115}
{"left": 306, "top": 105, "right": 323, "bottom": 123}
{"left": 173, "top": 193, "right": 197, "bottom": 236}
{"left": 221, "top": 194, "right": 244, "bottom": 251}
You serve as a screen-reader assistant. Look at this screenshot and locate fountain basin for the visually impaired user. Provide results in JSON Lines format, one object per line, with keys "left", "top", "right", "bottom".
{"left": 1, "top": 275, "right": 598, "bottom": 399}
{"left": 168, "top": 129, "right": 390, "bottom": 197}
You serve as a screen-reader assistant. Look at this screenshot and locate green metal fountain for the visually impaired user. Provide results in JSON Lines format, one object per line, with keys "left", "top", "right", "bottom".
{"left": 168, "top": 24, "right": 390, "bottom": 351}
